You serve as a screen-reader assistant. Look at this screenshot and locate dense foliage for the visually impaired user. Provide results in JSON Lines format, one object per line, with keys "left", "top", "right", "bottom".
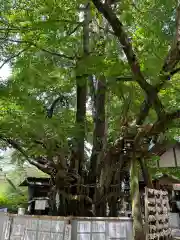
{"left": 0, "top": 166, "right": 28, "bottom": 212}
{"left": 0, "top": 1, "right": 180, "bottom": 239}
{"left": 0, "top": 187, "right": 27, "bottom": 213}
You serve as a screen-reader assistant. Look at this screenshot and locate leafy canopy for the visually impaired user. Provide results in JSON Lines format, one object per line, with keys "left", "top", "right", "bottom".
{"left": 0, "top": 0, "right": 179, "bottom": 168}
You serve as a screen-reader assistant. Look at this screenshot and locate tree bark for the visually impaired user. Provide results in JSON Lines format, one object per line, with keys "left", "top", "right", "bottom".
{"left": 92, "top": 0, "right": 165, "bottom": 121}
{"left": 85, "top": 19, "right": 107, "bottom": 217}
{"left": 130, "top": 156, "right": 145, "bottom": 240}
{"left": 75, "top": 77, "right": 87, "bottom": 172}
{"left": 88, "top": 18, "right": 107, "bottom": 216}
{"left": 74, "top": 3, "right": 90, "bottom": 173}
{"left": 138, "top": 158, "right": 153, "bottom": 188}
{"left": 89, "top": 77, "right": 106, "bottom": 181}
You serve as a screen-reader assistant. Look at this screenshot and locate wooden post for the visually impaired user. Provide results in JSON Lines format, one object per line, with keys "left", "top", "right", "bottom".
{"left": 130, "top": 156, "right": 145, "bottom": 240}
{"left": 144, "top": 187, "right": 148, "bottom": 240}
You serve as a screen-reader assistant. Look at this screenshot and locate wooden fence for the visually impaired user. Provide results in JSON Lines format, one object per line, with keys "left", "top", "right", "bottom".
{"left": 0, "top": 213, "right": 133, "bottom": 240}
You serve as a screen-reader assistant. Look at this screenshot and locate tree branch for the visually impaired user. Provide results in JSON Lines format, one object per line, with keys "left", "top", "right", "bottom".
{"left": 92, "top": 0, "right": 151, "bottom": 93}
{"left": 156, "top": 67, "right": 180, "bottom": 91}
{"left": 39, "top": 47, "right": 75, "bottom": 60}
{"left": 46, "top": 95, "right": 69, "bottom": 118}
{"left": 1, "top": 171, "right": 24, "bottom": 196}
{"left": 136, "top": 67, "right": 180, "bottom": 125}
{"left": 0, "top": 135, "right": 52, "bottom": 175}
{"left": 112, "top": 68, "right": 180, "bottom": 84}
{"left": 166, "top": 109, "right": 180, "bottom": 121}
{"left": 0, "top": 47, "right": 29, "bottom": 69}
{"left": 34, "top": 140, "right": 47, "bottom": 149}
{"left": 0, "top": 38, "right": 76, "bottom": 60}
{"left": 137, "top": 66, "right": 180, "bottom": 124}
{"left": 92, "top": 0, "right": 165, "bottom": 122}
{"left": 147, "top": 109, "right": 180, "bottom": 137}
{"left": 157, "top": 109, "right": 180, "bottom": 126}
{"left": 0, "top": 17, "right": 81, "bottom": 30}
{"left": 136, "top": 5, "right": 180, "bottom": 125}
{"left": 136, "top": 97, "right": 151, "bottom": 125}
{"left": 169, "top": 67, "right": 180, "bottom": 77}
{"left": 67, "top": 22, "right": 83, "bottom": 35}
{"left": 162, "top": 4, "right": 180, "bottom": 72}
{"left": 115, "top": 76, "right": 134, "bottom": 82}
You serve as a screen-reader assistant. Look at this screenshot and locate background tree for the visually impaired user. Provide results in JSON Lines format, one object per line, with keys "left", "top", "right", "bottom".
{"left": 0, "top": 155, "right": 28, "bottom": 212}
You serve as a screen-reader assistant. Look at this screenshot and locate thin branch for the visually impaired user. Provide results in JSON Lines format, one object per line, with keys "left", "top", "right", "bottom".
{"left": 136, "top": 66, "right": 180, "bottom": 125}
{"left": 67, "top": 22, "right": 83, "bottom": 35}
{"left": 0, "top": 38, "right": 76, "bottom": 60}
{"left": 0, "top": 17, "right": 9, "bottom": 25}
{"left": 0, "top": 47, "right": 29, "bottom": 69}
{"left": 0, "top": 19, "right": 82, "bottom": 35}
{"left": 136, "top": 97, "right": 151, "bottom": 125}
{"left": 0, "top": 135, "right": 52, "bottom": 175}
{"left": 0, "top": 28, "right": 10, "bottom": 45}
{"left": 46, "top": 95, "right": 69, "bottom": 118}
{"left": 115, "top": 76, "right": 133, "bottom": 82}
{"left": 108, "top": 76, "right": 136, "bottom": 82}
{"left": 137, "top": 68, "right": 180, "bottom": 125}
{"left": 97, "top": 25, "right": 114, "bottom": 35}
{"left": 34, "top": 140, "right": 47, "bottom": 149}
{"left": 166, "top": 109, "right": 180, "bottom": 121}
{"left": 0, "top": 27, "right": 22, "bottom": 31}
{"left": 170, "top": 67, "right": 180, "bottom": 76}
{"left": 94, "top": 18, "right": 114, "bottom": 35}
{"left": 156, "top": 67, "right": 180, "bottom": 91}
{"left": 148, "top": 109, "right": 180, "bottom": 136}
{"left": 1, "top": 171, "right": 24, "bottom": 196}
{"left": 40, "top": 47, "right": 75, "bottom": 60}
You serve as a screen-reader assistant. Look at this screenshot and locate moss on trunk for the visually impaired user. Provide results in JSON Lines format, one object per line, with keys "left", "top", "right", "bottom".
{"left": 130, "top": 156, "right": 145, "bottom": 240}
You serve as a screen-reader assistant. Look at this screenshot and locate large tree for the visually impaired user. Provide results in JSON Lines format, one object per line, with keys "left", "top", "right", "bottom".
{"left": 0, "top": 0, "right": 180, "bottom": 238}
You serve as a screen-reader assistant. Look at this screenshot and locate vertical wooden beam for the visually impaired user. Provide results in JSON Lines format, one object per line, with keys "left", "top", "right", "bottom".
{"left": 173, "top": 147, "right": 178, "bottom": 167}
{"left": 130, "top": 156, "right": 145, "bottom": 240}
{"left": 157, "top": 156, "right": 160, "bottom": 168}
{"left": 144, "top": 187, "right": 148, "bottom": 240}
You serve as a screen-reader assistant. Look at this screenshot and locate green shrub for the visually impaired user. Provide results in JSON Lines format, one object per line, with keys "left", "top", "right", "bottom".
{"left": 0, "top": 185, "right": 28, "bottom": 213}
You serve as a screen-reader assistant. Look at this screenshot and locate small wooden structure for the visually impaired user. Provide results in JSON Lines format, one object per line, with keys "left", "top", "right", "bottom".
{"left": 20, "top": 176, "right": 51, "bottom": 215}
{"left": 152, "top": 141, "right": 180, "bottom": 168}
{"left": 19, "top": 166, "right": 51, "bottom": 215}
{"left": 140, "top": 174, "right": 180, "bottom": 190}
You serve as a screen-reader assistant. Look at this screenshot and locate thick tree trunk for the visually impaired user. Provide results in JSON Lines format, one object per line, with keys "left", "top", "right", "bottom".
{"left": 108, "top": 170, "right": 122, "bottom": 217}
{"left": 89, "top": 16, "right": 107, "bottom": 190}
{"left": 97, "top": 202, "right": 106, "bottom": 217}
{"left": 75, "top": 79, "right": 87, "bottom": 172}
{"left": 139, "top": 157, "right": 153, "bottom": 188}
{"left": 75, "top": 3, "right": 90, "bottom": 174}
{"left": 89, "top": 77, "right": 106, "bottom": 180}
{"left": 109, "top": 197, "right": 117, "bottom": 217}
{"left": 130, "top": 156, "right": 145, "bottom": 240}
